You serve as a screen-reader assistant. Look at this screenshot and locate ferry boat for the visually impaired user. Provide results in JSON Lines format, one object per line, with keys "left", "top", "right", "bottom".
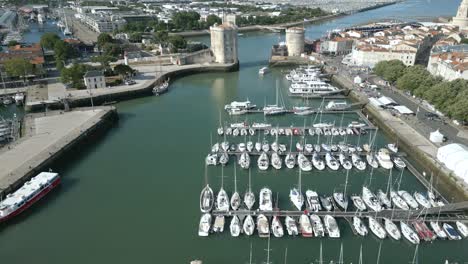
{"left": 259, "top": 187, "right": 273, "bottom": 211}
{"left": 353, "top": 216, "right": 368, "bottom": 237}
{"left": 257, "top": 214, "right": 270, "bottom": 238}
{"left": 299, "top": 214, "right": 313, "bottom": 237}
{"left": 368, "top": 216, "right": 386, "bottom": 239}
{"left": 0, "top": 172, "right": 60, "bottom": 222}
{"left": 200, "top": 185, "right": 214, "bottom": 213}
{"left": 383, "top": 218, "right": 401, "bottom": 240}
{"left": 310, "top": 214, "right": 325, "bottom": 237}
{"left": 198, "top": 213, "right": 212, "bottom": 237}
{"left": 289, "top": 81, "right": 340, "bottom": 96}
{"left": 243, "top": 215, "right": 255, "bottom": 236}
{"left": 324, "top": 215, "right": 340, "bottom": 238}
{"left": 443, "top": 223, "right": 462, "bottom": 240}
{"left": 258, "top": 66, "right": 269, "bottom": 75}
{"left": 285, "top": 216, "right": 299, "bottom": 236}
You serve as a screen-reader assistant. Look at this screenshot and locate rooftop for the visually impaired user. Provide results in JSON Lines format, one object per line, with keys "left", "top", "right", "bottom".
{"left": 84, "top": 70, "right": 104, "bottom": 78}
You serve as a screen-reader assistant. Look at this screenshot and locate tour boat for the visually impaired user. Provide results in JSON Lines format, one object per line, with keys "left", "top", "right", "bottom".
{"left": 377, "top": 189, "right": 392, "bottom": 209}
{"left": 299, "top": 214, "right": 313, "bottom": 237}
{"left": 298, "top": 153, "right": 313, "bottom": 172}
{"left": 259, "top": 187, "right": 273, "bottom": 211}
{"left": 198, "top": 213, "right": 212, "bottom": 237}
{"left": 413, "top": 192, "right": 431, "bottom": 209}
{"left": 312, "top": 152, "right": 325, "bottom": 170}
{"left": 351, "top": 153, "right": 366, "bottom": 171}
{"left": 353, "top": 216, "right": 368, "bottom": 237}
{"left": 200, "top": 184, "right": 214, "bottom": 213}
{"left": 339, "top": 153, "right": 353, "bottom": 170}
{"left": 366, "top": 153, "right": 379, "bottom": 168}
{"left": 285, "top": 216, "right": 299, "bottom": 236}
{"left": 325, "top": 153, "right": 340, "bottom": 170}
{"left": 387, "top": 143, "right": 398, "bottom": 153}
{"left": 430, "top": 221, "right": 447, "bottom": 239}
{"left": 333, "top": 192, "right": 348, "bottom": 211}
{"left": 216, "top": 187, "right": 230, "bottom": 212}
{"left": 259, "top": 66, "right": 269, "bottom": 75}
{"left": 285, "top": 153, "right": 296, "bottom": 169}
{"left": 456, "top": 221, "right": 468, "bottom": 238}
{"left": 239, "top": 152, "right": 251, "bottom": 169}
{"left": 230, "top": 215, "right": 241, "bottom": 237}
{"left": 289, "top": 81, "right": 340, "bottom": 96}
{"left": 243, "top": 215, "right": 255, "bottom": 236}
{"left": 0, "top": 172, "right": 60, "bottom": 223}
{"left": 252, "top": 122, "right": 271, "bottom": 129}
{"left": 213, "top": 215, "right": 225, "bottom": 233}
{"left": 393, "top": 157, "right": 406, "bottom": 169}
{"left": 310, "top": 214, "right": 325, "bottom": 237}
{"left": 351, "top": 195, "right": 367, "bottom": 211}
{"left": 444, "top": 223, "right": 462, "bottom": 240}
{"left": 306, "top": 190, "right": 322, "bottom": 212}
{"left": 390, "top": 191, "right": 410, "bottom": 210}
{"left": 205, "top": 154, "right": 217, "bottom": 166}
{"left": 383, "top": 218, "right": 401, "bottom": 240}
{"left": 271, "top": 152, "right": 282, "bottom": 170}
{"left": 401, "top": 222, "right": 420, "bottom": 244}
{"left": 219, "top": 152, "right": 229, "bottom": 166}
{"left": 324, "top": 215, "right": 340, "bottom": 238}
{"left": 257, "top": 152, "right": 269, "bottom": 171}
{"left": 257, "top": 214, "right": 270, "bottom": 238}
{"left": 320, "top": 196, "right": 333, "bottom": 211}
{"left": 362, "top": 187, "right": 382, "bottom": 212}
{"left": 224, "top": 101, "right": 256, "bottom": 111}
{"left": 271, "top": 216, "right": 284, "bottom": 238}
{"left": 377, "top": 148, "right": 394, "bottom": 169}
{"left": 368, "top": 216, "right": 386, "bottom": 239}
{"left": 398, "top": 190, "right": 419, "bottom": 210}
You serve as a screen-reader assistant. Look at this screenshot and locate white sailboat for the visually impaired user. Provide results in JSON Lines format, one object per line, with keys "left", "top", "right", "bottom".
{"left": 259, "top": 187, "right": 273, "bottom": 211}
{"left": 398, "top": 190, "right": 419, "bottom": 210}
{"left": 243, "top": 215, "right": 255, "bottom": 236}
{"left": 401, "top": 221, "right": 420, "bottom": 244}
{"left": 200, "top": 184, "right": 214, "bottom": 213}
{"left": 285, "top": 216, "right": 299, "bottom": 236}
{"left": 230, "top": 215, "right": 241, "bottom": 237}
{"left": 258, "top": 152, "right": 270, "bottom": 171}
{"left": 377, "top": 148, "right": 393, "bottom": 169}
{"left": 271, "top": 152, "right": 282, "bottom": 170}
{"left": 298, "top": 153, "right": 313, "bottom": 172}
{"left": 413, "top": 192, "right": 431, "bottom": 209}
{"left": 384, "top": 217, "right": 401, "bottom": 240}
{"left": 272, "top": 216, "right": 284, "bottom": 238}
{"left": 198, "top": 213, "right": 212, "bottom": 236}
{"left": 368, "top": 216, "right": 386, "bottom": 239}
{"left": 339, "top": 153, "right": 353, "bottom": 170}
{"left": 263, "top": 80, "right": 287, "bottom": 116}
{"left": 390, "top": 191, "right": 410, "bottom": 210}
{"left": 231, "top": 165, "right": 241, "bottom": 211}
{"left": 324, "top": 215, "right": 340, "bottom": 238}
{"left": 290, "top": 169, "right": 304, "bottom": 211}
{"left": 257, "top": 214, "right": 270, "bottom": 237}
{"left": 362, "top": 186, "right": 382, "bottom": 212}
{"left": 244, "top": 170, "right": 255, "bottom": 210}
{"left": 353, "top": 216, "right": 368, "bottom": 237}
{"left": 239, "top": 152, "right": 250, "bottom": 169}
{"left": 325, "top": 153, "right": 340, "bottom": 170}
{"left": 216, "top": 168, "right": 230, "bottom": 212}
{"left": 312, "top": 152, "right": 325, "bottom": 170}
{"left": 351, "top": 195, "right": 367, "bottom": 211}
{"left": 351, "top": 153, "right": 366, "bottom": 171}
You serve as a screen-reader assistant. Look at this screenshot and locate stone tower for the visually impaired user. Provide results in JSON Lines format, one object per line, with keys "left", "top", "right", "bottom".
{"left": 210, "top": 23, "right": 238, "bottom": 64}
{"left": 453, "top": 0, "right": 468, "bottom": 29}
{"left": 286, "top": 27, "right": 305, "bottom": 57}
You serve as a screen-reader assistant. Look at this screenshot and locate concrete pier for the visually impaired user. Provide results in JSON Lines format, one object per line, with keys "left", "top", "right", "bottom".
{"left": 0, "top": 106, "right": 117, "bottom": 197}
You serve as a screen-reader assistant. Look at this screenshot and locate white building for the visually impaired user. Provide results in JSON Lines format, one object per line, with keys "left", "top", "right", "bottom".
{"left": 80, "top": 13, "right": 126, "bottom": 33}
{"left": 320, "top": 37, "right": 354, "bottom": 55}
{"left": 84, "top": 71, "right": 105, "bottom": 89}
{"left": 427, "top": 44, "right": 468, "bottom": 81}
{"left": 350, "top": 43, "right": 417, "bottom": 68}
{"left": 452, "top": 0, "right": 468, "bottom": 29}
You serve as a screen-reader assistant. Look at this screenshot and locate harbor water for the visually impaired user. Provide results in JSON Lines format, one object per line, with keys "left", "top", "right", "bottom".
{"left": 0, "top": 0, "right": 466, "bottom": 263}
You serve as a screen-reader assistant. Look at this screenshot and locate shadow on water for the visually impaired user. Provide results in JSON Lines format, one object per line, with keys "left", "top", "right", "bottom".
{"left": 240, "top": 60, "right": 270, "bottom": 69}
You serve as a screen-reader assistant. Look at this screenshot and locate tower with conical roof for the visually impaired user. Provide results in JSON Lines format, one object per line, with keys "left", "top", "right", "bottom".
{"left": 453, "top": 0, "right": 468, "bottom": 29}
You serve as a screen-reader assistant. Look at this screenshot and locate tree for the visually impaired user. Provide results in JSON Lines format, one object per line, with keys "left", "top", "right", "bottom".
{"left": 7, "top": 40, "right": 19, "bottom": 47}
{"left": 97, "top": 33, "right": 113, "bottom": 49}
{"left": 40, "top": 33, "right": 60, "bottom": 49}
{"left": 206, "top": 14, "right": 221, "bottom": 26}
{"left": 113, "top": 64, "right": 135, "bottom": 77}
{"left": 396, "top": 65, "right": 430, "bottom": 92}
{"left": 91, "top": 55, "right": 117, "bottom": 69}
{"left": 167, "top": 35, "right": 187, "bottom": 52}
{"left": 61, "top": 64, "right": 88, "bottom": 89}
{"left": 102, "top": 43, "right": 122, "bottom": 57}
{"left": 54, "top": 41, "right": 78, "bottom": 70}
{"left": 3, "top": 58, "right": 33, "bottom": 81}
{"left": 374, "top": 60, "right": 406, "bottom": 83}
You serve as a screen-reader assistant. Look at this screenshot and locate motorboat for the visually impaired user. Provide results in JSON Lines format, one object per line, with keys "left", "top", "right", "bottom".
{"left": 366, "top": 153, "right": 379, "bottom": 169}
{"left": 384, "top": 218, "right": 401, "bottom": 240}
{"left": 238, "top": 143, "right": 247, "bottom": 152}
{"left": 393, "top": 157, "right": 406, "bottom": 169}
{"left": 348, "top": 121, "right": 366, "bottom": 128}
{"left": 351, "top": 153, "right": 366, "bottom": 171}
{"left": 368, "top": 216, "right": 386, "bottom": 239}
{"left": 377, "top": 148, "right": 394, "bottom": 169}
{"left": 224, "top": 101, "right": 256, "bottom": 111}
{"left": 324, "top": 215, "right": 340, "bottom": 238}
{"left": 387, "top": 143, "right": 398, "bottom": 153}
{"left": 225, "top": 128, "right": 233, "bottom": 136}
{"left": 247, "top": 141, "right": 254, "bottom": 152}
{"left": 259, "top": 188, "right": 273, "bottom": 211}
{"left": 230, "top": 215, "right": 241, "bottom": 237}
{"left": 216, "top": 188, "right": 230, "bottom": 211}
{"left": 314, "top": 144, "right": 321, "bottom": 152}
{"left": 310, "top": 214, "right": 325, "bottom": 237}
{"left": 338, "top": 153, "right": 353, "bottom": 170}
{"left": 299, "top": 214, "right": 313, "bottom": 237}
{"left": 219, "top": 152, "right": 229, "bottom": 166}
{"left": 243, "top": 215, "right": 255, "bottom": 236}
{"left": 239, "top": 152, "right": 251, "bottom": 169}
{"left": 298, "top": 153, "right": 313, "bottom": 172}
{"left": 264, "top": 105, "right": 287, "bottom": 116}
{"left": 430, "top": 221, "right": 447, "bottom": 239}
{"left": 278, "top": 144, "right": 287, "bottom": 153}
{"left": 252, "top": 122, "right": 272, "bottom": 129}
{"left": 200, "top": 185, "right": 214, "bottom": 213}
{"left": 325, "top": 153, "right": 340, "bottom": 170}
{"left": 398, "top": 190, "right": 419, "bottom": 210}
{"left": 257, "top": 152, "right": 269, "bottom": 171}
{"left": 413, "top": 192, "right": 431, "bottom": 209}
{"left": 351, "top": 195, "right": 367, "bottom": 211}
{"left": 290, "top": 188, "right": 304, "bottom": 210}
{"left": 444, "top": 223, "right": 462, "bottom": 240}
{"left": 230, "top": 144, "right": 236, "bottom": 152}
{"left": 401, "top": 222, "right": 420, "bottom": 244}
{"left": 217, "top": 127, "right": 224, "bottom": 136}
{"left": 390, "top": 191, "right": 410, "bottom": 210}
{"left": 271, "top": 152, "right": 282, "bottom": 170}
{"left": 333, "top": 192, "right": 348, "bottom": 211}
{"left": 377, "top": 190, "right": 392, "bottom": 209}
{"left": 320, "top": 196, "right": 333, "bottom": 211}
{"left": 326, "top": 100, "right": 349, "bottom": 111}
{"left": 229, "top": 108, "right": 248, "bottom": 115}
{"left": 198, "top": 213, "right": 212, "bottom": 236}
{"left": 285, "top": 153, "right": 296, "bottom": 169}
{"left": 231, "top": 192, "right": 241, "bottom": 211}
{"left": 271, "top": 216, "right": 284, "bottom": 238}
{"left": 362, "top": 187, "right": 382, "bottom": 212}
{"left": 304, "top": 144, "right": 314, "bottom": 153}
{"left": 259, "top": 66, "right": 269, "bottom": 75}
{"left": 308, "top": 128, "right": 315, "bottom": 136}
{"left": 271, "top": 142, "right": 279, "bottom": 152}
{"left": 427, "top": 190, "right": 445, "bottom": 207}
{"left": 353, "top": 216, "right": 368, "bottom": 237}
{"left": 206, "top": 154, "right": 217, "bottom": 166}
{"left": 257, "top": 214, "right": 270, "bottom": 238}
{"left": 14, "top": 93, "right": 24, "bottom": 105}
{"left": 213, "top": 215, "right": 225, "bottom": 233}
{"left": 285, "top": 216, "right": 299, "bottom": 236}
{"left": 255, "top": 142, "right": 262, "bottom": 152}
{"left": 312, "top": 152, "right": 325, "bottom": 170}
{"left": 456, "top": 221, "right": 468, "bottom": 238}
{"left": 306, "top": 190, "right": 322, "bottom": 212}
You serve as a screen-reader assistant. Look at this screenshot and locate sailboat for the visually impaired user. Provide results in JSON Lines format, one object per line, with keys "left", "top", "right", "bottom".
{"left": 230, "top": 215, "right": 241, "bottom": 237}
{"left": 362, "top": 186, "right": 382, "bottom": 212}
{"left": 216, "top": 168, "right": 230, "bottom": 212}
{"left": 200, "top": 166, "right": 214, "bottom": 213}
{"left": 263, "top": 80, "right": 287, "bottom": 116}
{"left": 257, "top": 214, "right": 270, "bottom": 237}
{"left": 230, "top": 165, "right": 241, "bottom": 211}
{"left": 258, "top": 152, "right": 270, "bottom": 171}
{"left": 298, "top": 153, "right": 313, "bottom": 171}
{"left": 259, "top": 187, "right": 273, "bottom": 211}
{"left": 272, "top": 216, "right": 284, "bottom": 237}
{"left": 312, "top": 152, "right": 325, "bottom": 170}
{"left": 243, "top": 215, "right": 255, "bottom": 236}
{"left": 198, "top": 213, "right": 212, "bottom": 237}
{"left": 244, "top": 170, "right": 255, "bottom": 210}
{"left": 333, "top": 170, "right": 349, "bottom": 211}
{"left": 290, "top": 169, "right": 304, "bottom": 210}
{"left": 285, "top": 216, "right": 299, "bottom": 236}
{"left": 384, "top": 217, "right": 401, "bottom": 240}
{"left": 368, "top": 216, "right": 386, "bottom": 239}
{"left": 353, "top": 216, "right": 368, "bottom": 236}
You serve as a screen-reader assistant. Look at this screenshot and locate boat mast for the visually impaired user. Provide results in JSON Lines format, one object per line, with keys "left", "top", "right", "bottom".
{"left": 338, "top": 243, "right": 343, "bottom": 264}
{"left": 386, "top": 168, "right": 392, "bottom": 194}
{"left": 411, "top": 244, "right": 419, "bottom": 264}
{"left": 358, "top": 244, "right": 363, "bottom": 264}
{"left": 234, "top": 162, "right": 237, "bottom": 194}
{"left": 249, "top": 242, "right": 253, "bottom": 264}
{"left": 248, "top": 169, "right": 252, "bottom": 193}
{"left": 319, "top": 242, "right": 323, "bottom": 264}
{"left": 283, "top": 247, "right": 288, "bottom": 264}
{"left": 376, "top": 241, "right": 382, "bottom": 264}
{"left": 275, "top": 79, "right": 279, "bottom": 106}
{"left": 344, "top": 169, "right": 349, "bottom": 212}
{"left": 265, "top": 235, "right": 272, "bottom": 264}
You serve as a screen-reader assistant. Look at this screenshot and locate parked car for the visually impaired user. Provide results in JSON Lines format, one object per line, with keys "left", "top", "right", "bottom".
{"left": 125, "top": 80, "right": 136, "bottom": 85}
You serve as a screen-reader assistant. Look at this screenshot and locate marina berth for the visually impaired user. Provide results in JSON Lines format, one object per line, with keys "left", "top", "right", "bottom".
{"left": 368, "top": 216, "right": 386, "bottom": 239}
{"left": 383, "top": 218, "right": 401, "bottom": 240}
{"left": 200, "top": 185, "right": 214, "bottom": 213}
{"left": 285, "top": 216, "right": 299, "bottom": 236}
{"left": 230, "top": 215, "right": 241, "bottom": 237}
{"left": 443, "top": 223, "right": 462, "bottom": 240}
{"left": 401, "top": 222, "right": 420, "bottom": 244}
{"left": 324, "top": 215, "right": 340, "bottom": 238}
{"left": 310, "top": 214, "right": 325, "bottom": 237}
{"left": 353, "top": 216, "right": 369, "bottom": 237}
{"left": 198, "top": 213, "right": 212, "bottom": 237}
{"left": 299, "top": 214, "right": 313, "bottom": 237}
{"left": 243, "top": 215, "right": 255, "bottom": 236}
{"left": 257, "top": 214, "right": 270, "bottom": 238}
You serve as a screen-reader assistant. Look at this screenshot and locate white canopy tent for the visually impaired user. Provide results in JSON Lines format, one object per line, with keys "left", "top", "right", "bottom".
{"left": 392, "top": 105, "right": 414, "bottom": 115}
{"left": 430, "top": 130, "right": 444, "bottom": 143}
{"left": 437, "top": 144, "right": 468, "bottom": 184}
{"left": 377, "top": 96, "right": 397, "bottom": 106}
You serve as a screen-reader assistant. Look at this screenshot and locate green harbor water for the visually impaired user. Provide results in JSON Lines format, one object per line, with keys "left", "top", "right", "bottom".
{"left": 0, "top": 0, "right": 467, "bottom": 263}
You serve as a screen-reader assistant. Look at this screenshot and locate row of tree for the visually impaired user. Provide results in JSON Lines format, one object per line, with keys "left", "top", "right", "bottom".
{"left": 374, "top": 60, "right": 468, "bottom": 123}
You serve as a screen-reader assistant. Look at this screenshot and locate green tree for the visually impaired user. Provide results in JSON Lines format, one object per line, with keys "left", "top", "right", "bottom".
{"left": 206, "top": 14, "right": 221, "bottom": 26}
{"left": 3, "top": 58, "right": 33, "bottom": 81}
{"left": 167, "top": 35, "right": 187, "bottom": 51}
{"left": 102, "top": 43, "right": 122, "bottom": 57}
{"left": 396, "top": 65, "right": 430, "bottom": 92}
{"left": 113, "top": 64, "right": 134, "bottom": 77}
{"left": 61, "top": 64, "right": 88, "bottom": 89}
{"left": 54, "top": 41, "right": 78, "bottom": 70}
{"left": 97, "top": 33, "right": 113, "bottom": 49}
{"left": 40, "top": 32, "right": 61, "bottom": 49}
{"left": 374, "top": 60, "right": 406, "bottom": 83}
{"left": 7, "top": 40, "right": 19, "bottom": 47}
{"left": 91, "top": 55, "right": 117, "bottom": 69}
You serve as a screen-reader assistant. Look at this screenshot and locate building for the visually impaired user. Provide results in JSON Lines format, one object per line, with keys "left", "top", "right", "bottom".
{"left": 350, "top": 44, "right": 417, "bottom": 68}
{"left": 285, "top": 27, "right": 304, "bottom": 57}
{"left": 320, "top": 37, "right": 354, "bottom": 55}
{"left": 427, "top": 44, "right": 468, "bottom": 81}
{"left": 84, "top": 70, "right": 105, "bottom": 89}
{"left": 0, "top": 43, "right": 45, "bottom": 76}
{"left": 452, "top": 0, "right": 468, "bottom": 29}
{"left": 210, "top": 23, "right": 238, "bottom": 64}
{"left": 80, "top": 13, "right": 126, "bottom": 33}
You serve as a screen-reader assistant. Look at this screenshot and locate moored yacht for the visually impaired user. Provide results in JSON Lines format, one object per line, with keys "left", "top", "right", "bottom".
{"left": 230, "top": 215, "right": 241, "bottom": 237}
{"left": 306, "top": 190, "right": 322, "bottom": 212}
{"left": 271, "top": 152, "right": 282, "bottom": 170}
{"left": 324, "top": 215, "right": 340, "bottom": 238}
{"left": 384, "top": 218, "right": 401, "bottom": 240}
{"left": 310, "top": 214, "right": 325, "bottom": 237}
{"left": 377, "top": 148, "right": 394, "bottom": 169}
{"left": 353, "top": 216, "right": 368, "bottom": 237}
{"left": 339, "top": 153, "right": 353, "bottom": 170}
{"left": 351, "top": 153, "right": 366, "bottom": 171}
{"left": 401, "top": 221, "right": 420, "bottom": 244}
{"left": 290, "top": 188, "right": 304, "bottom": 211}
{"left": 285, "top": 216, "right": 299, "bottom": 236}
{"left": 320, "top": 196, "right": 333, "bottom": 211}
{"left": 398, "top": 190, "right": 419, "bottom": 210}
{"left": 427, "top": 190, "right": 445, "bottom": 207}
{"left": 216, "top": 188, "right": 230, "bottom": 211}
{"left": 444, "top": 223, "right": 462, "bottom": 240}
{"left": 231, "top": 191, "right": 241, "bottom": 211}
{"left": 257, "top": 214, "right": 270, "bottom": 238}
{"left": 225, "top": 101, "right": 256, "bottom": 111}
{"left": 298, "top": 153, "right": 313, "bottom": 172}
{"left": 213, "top": 215, "right": 225, "bottom": 233}
{"left": 239, "top": 152, "right": 251, "bottom": 169}
{"left": 430, "top": 221, "right": 447, "bottom": 239}
{"left": 393, "top": 156, "right": 406, "bottom": 169}
{"left": 243, "top": 215, "right": 255, "bottom": 236}
{"left": 259, "top": 188, "right": 273, "bottom": 211}
{"left": 258, "top": 152, "right": 269, "bottom": 171}
{"left": 206, "top": 154, "right": 218, "bottom": 166}
{"left": 299, "top": 214, "right": 313, "bottom": 237}
{"left": 456, "top": 221, "right": 468, "bottom": 238}
{"left": 362, "top": 187, "right": 382, "bottom": 212}
{"left": 200, "top": 185, "right": 214, "bottom": 213}
{"left": 271, "top": 216, "right": 284, "bottom": 238}
{"left": 390, "top": 191, "right": 410, "bottom": 210}
{"left": 366, "top": 153, "right": 379, "bottom": 169}
{"left": 368, "top": 216, "right": 386, "bottom": 239}
{"left": 219, "top": 152, "right": 229, "bottom": 166}
{"left": 351, "top": 195, "right": 367, "bottom": 211}
{"left": 413, "top": 192, "right": 431, "bottom": 209}
{"left": 285, "top": 153, "right": 296, "bottom": 169}
{"left": 311, "top": 152, "right": 325, "bottom": 170}
{"left": 325, "top": 153, "right": 340, "bottom": 170}
{"left": 377, "top": 190, "right": 392, "bottom": 209}
{"left": 333, "top": 192, "right": 348, "bottom": 211}
{"left": 198, "top": 213, "right": 212, "bottom": 237}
